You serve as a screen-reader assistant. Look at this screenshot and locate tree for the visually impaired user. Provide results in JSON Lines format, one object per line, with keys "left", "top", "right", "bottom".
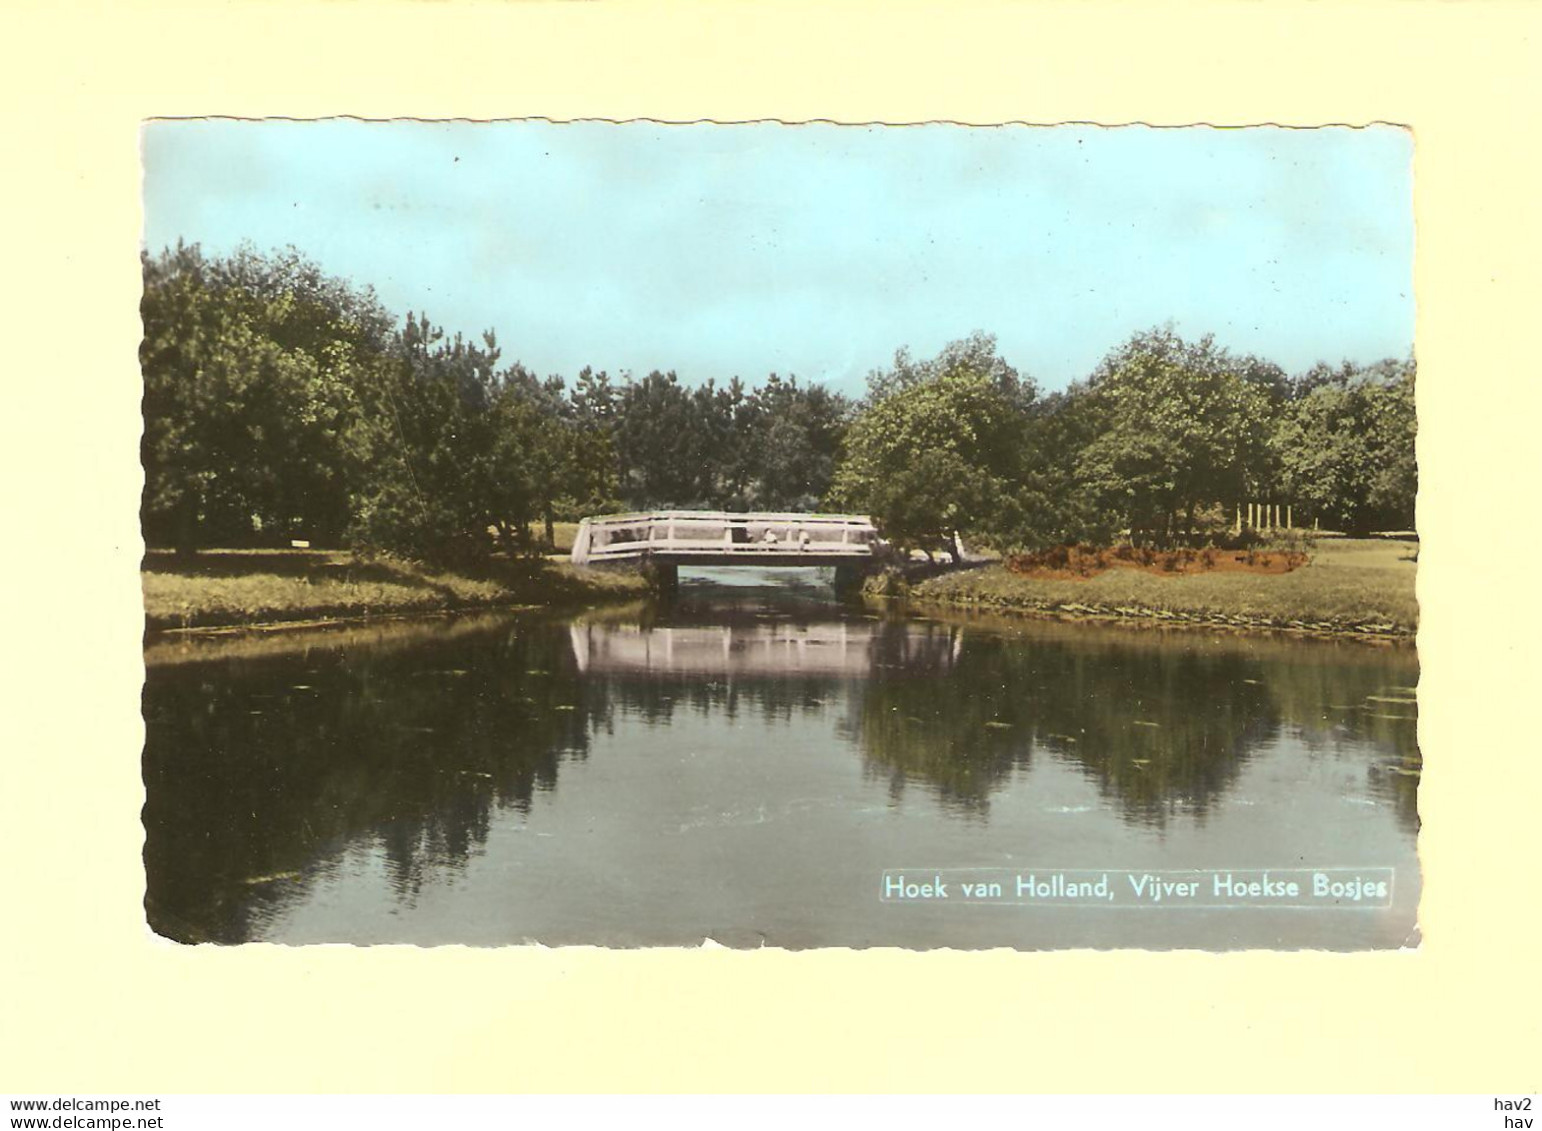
{"left": 830, "top": 362, "right": 1028, "bottom": 560}
{"left": 613, "top": 371, "right": 710, "bottom": 508}
{"left": 566, "top": 366, "right": 625, "bottom": 517}
{"left": 347, "top": 318, "right": 552, "bottom": 561}
{"left": 865, "top": 329, "right": 1034, "bottom": 410}
{"left": 736, "top": 375, "right": 850, "bottom": 511}
{"left": 140, "top": 243, "right": 386, "bottom": 552}
{"left": 1001, "top": 384, "right": 1123, "bottom": 549}
{"left": 1363, "top": 364, "right": 1417, "bottom": 531}
{"left": 1077, "top": 328, "right": 1273, "bottom": 546}
{"left": 1272, "top": 357, "right": 1415, "bottom": 533}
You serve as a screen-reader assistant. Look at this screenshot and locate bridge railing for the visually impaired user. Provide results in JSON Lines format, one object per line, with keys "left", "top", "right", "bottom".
{"left": 571, "top": 511, "right": 881, "bottom": 565}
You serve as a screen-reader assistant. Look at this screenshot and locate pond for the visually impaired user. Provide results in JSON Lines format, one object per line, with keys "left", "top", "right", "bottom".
{"left": 142, "top": 567, "right": 1420, "bottom": 948}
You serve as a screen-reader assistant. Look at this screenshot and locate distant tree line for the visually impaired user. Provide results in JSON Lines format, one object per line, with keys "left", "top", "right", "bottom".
{"left": 141, "top": 243, "right": 848, "bottom": 559}
{"left": 832, "top": 328, "right": 1414, "bottom": 558}
{"left": 141, "top": 244, "right": 1415, "bottom": 561}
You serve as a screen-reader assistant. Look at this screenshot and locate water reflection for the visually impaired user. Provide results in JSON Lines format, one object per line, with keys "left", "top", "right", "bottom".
{"left": 142, "top": 576, "right": 1419, "bottom": 947}
{"left": 854, "top": 617, "right": 1418, "bottom": 829}
{"left": 571, "top": 619, "right": 962, "bottom": 679}
{"left": 143, "top": 614, "right": 599, "bottom": 942}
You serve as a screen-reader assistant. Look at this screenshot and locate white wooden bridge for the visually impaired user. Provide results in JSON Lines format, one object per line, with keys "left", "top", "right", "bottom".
{"left": 571, "top": 511, "right": 883, "bottom": 568}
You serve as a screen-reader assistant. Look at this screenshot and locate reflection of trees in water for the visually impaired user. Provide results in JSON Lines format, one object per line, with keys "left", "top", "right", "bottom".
{"left": 1241, "top": 645, "right": 1420, "bottom": 832}
{"left": 144, "top": 612, "right": 865, "bottom": 944}
{"left": 144, "top": 604, "right": 1420, "bottom": 943}
{"left": 839, "top": 618, "right": 1015, "bottom": 813}
{"left": 852, "top": 622, "right": 1420, "bottom": 829}
{"left": 144, "top": 621, "right": 597, "bottom": 943}
{"left": 852, "top": 632, "right": 1266, "bottom": 823}
{"left": 1035, "top": 641, "right": 1275, "bottom": 826}
{"left": 1259, "top": 647, "right": 1418, "bottom": 748}
{"left": 595, "top": 673, "right": 850, "bottom": 729}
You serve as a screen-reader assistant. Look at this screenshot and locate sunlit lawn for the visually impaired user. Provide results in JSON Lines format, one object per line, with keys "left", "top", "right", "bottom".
{"left": 528, "top": 520, "right": 582, "bottom": 555}
{"left": 911, "top": 538, "right": 1418, "bottom": 635}
{"left": 143, "top": 548, "right": 645, "bottom": 631}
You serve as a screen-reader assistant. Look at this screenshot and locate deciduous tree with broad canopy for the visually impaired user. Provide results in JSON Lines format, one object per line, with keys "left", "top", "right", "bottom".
{"left": 1075, "top": 328, "right": 1275, "bottom": 546}
{"left": 829, "top": 334, "right": 1034, "bottom": 559}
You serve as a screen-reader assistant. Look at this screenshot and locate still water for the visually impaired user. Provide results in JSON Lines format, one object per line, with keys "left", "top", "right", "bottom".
{"left": 143, "top": 567, "right": 1420, "bottom": 948}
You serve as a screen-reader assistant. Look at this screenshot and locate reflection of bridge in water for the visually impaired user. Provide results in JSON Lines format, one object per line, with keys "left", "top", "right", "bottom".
{"left": 571, "top": 511, "right": 884, "bottom": 587}
{"left": 569, "top": 620, "right": 962, "bottom": 679}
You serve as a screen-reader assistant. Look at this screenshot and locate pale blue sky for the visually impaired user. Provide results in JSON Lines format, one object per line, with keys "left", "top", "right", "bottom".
{"left": 141, "top": 120, "right": 1413, "bottom": 394}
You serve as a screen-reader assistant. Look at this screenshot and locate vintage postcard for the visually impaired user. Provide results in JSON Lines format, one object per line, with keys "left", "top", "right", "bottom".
{"left": 138, "top": 119, "right": 1418, "bottom": 949}
{"left": 14, "top": 0, "right": 1542, "bottom": 1103}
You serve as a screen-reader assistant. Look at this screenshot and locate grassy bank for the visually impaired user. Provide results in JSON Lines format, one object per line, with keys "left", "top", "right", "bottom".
{"left": 893, "top": 538, "right": 1418, "bottom": 639}
{"left": 143, "top": 548, "right": 647, "bottom": 633}
{"left": 542, "top": 521, "right": 582, "bottom": 554}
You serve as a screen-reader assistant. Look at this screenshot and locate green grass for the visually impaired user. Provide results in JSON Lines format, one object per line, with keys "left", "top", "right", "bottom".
{"left": 905, "top": 538, "right": 1418, "bottom": 637}
{"left": 551, "top": 521, "right": 582, "bottom": 554}
{"left": 143, "top": 549, "right": 647, "bottom": 632}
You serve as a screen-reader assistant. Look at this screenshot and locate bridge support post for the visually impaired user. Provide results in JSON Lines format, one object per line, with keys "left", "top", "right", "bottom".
{"left": 640, "top": 559, "right": 678, "bottom": 596}
{"left": 833, "top": 562, "right": 867, "bottom": 596}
